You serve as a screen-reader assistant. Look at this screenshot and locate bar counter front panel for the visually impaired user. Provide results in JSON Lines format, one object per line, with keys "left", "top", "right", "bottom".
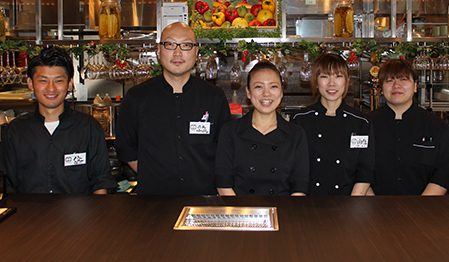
{"left": 1, "top": 194, "right": 449, "bottom": 261}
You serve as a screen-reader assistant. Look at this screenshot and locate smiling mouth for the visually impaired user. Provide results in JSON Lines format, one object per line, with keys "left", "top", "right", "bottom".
{"left": 45, "top": 94, "right": 58, "bottom": 99}
{"left": 326, "top": 89, "right": 338, "bottom": 94}
{"left": 260, "top": 99, "right": 274, "bottom": 105}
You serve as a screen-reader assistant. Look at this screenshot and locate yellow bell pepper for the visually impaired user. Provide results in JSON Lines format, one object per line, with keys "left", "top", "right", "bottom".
{"left": 200, "top": 20, "right": 208, "bottom": 28}
{"left": 262, "top": 0, "right": 275, "bottom": 13}
{"left": 212, "top": 12, "right": 225, "bottom": 26}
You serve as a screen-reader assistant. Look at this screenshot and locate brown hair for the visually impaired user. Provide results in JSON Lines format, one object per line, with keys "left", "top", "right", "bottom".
{"left": 311, "top": 54, "right": 349, "bottom": 97}
{"left": 378, "top": 59, "right": 417, "bottom": 88}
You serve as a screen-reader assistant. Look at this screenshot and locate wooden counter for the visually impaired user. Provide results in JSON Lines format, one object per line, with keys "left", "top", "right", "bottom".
{"left": 1, "top": 194, "right": 449, "bottom": 261}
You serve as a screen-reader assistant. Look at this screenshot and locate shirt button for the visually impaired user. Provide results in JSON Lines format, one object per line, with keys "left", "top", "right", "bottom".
{"left": 316, "top": 182, "right": 320, "bottom": 187}
{"left": 315, "top": 112, "right": 319, "bottom": 116}
{"left": 175, "top": 94, "right": 180, "bottom": 99}
{"left": 397, "top": 157, "right": 400, "bottom": 161}
{"left": 398, "top": 137, "right": 400, "bottom": 141}
{"left": 49, "top": 190, "right": 53, "bottom": 193}
{"left": 398, "top": 177, "right": 402, "bottom": 181}
{"left": 180, "top": 177, "right": 185, "bottom": 182}
{"left": 251, "top": 144, "right": 257, "bottom": 150}
{"left": 272, "top": 146, "right": 278, "bottom": 151}
{"left": 271, "top": 168, "right": 277, "bottom": 173}
{"left": 343, "top": 113, "right": 347, "bottom": 117}
{"left": 317, "top": 158, "right": 321, "bottom": 162}
{"left": 177, "top": 135, "right": 181, "bottom": 139}
{"left": 318, "top": 134, "right": 322, "bottom": 138}
{"left": 249, "top": 189, "right": 255, "bottom": 194}
{"left": 249, "top": 166, "right": 256, "bottom": 172}
{"left": 179, "top": 156, "right": 183, "bottom": 161}
{"left": 48, "top": 165, "right": 53, "bottom": 169}
{"left": 336, "top": 159, "right": 340, "bottom": 164}
{"left": 269, "top": 189, "right": 274, "bottom": 195}
{"left": 335, "top": 185, "right": 339, "bottom": 189}
{"left": 49, "top": 140, "right": 52, "bottom": 144}
{"left": 177, "top": 115, "right": 181, "bottom": 119}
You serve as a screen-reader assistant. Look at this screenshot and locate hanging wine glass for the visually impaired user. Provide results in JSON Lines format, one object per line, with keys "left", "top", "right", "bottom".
{"left": 206, "top": 52, "right": 217, "bottom": 80}
{"left": 300, "top": 52, "right": 313, "bottom": 82}
{"left": 230, "top": 49, "right": 241, "bottom": 85}
{"left": 197, "top": 53, "right": 206, "bottom": 80}
{"left": 433, "top": 54, "right": 444, "bottom": 82}
{"left": 277, "top": 52, "right": 287, "bottom": 84}
{"left": 19, "top": 55, "right": 28, "bottom": 85}
{"left": 11, "top": 52, "right": 21, "bottom": 84}
{"left": 0, "top": 53, "right": 8, "bottom": 85}
{"left": 4, "top": 51, "right": 16, "bottom": 84}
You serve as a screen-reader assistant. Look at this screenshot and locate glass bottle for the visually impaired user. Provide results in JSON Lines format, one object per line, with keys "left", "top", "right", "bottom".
{"left": 334, "top": 1, "right": 353, "bottom": 37}
{"left": 99, "top": 0, "right": 121, "bottom": 39}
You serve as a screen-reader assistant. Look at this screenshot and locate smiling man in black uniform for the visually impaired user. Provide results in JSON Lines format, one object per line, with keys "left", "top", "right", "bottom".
{"left": 0, "top": 46, "right": 117, "bottom": 194}
{"left": 116, "top": 22, "right": 231, "bottom": 195}
{"left": 368, "top": 59, "right": 449, "bottom": 195}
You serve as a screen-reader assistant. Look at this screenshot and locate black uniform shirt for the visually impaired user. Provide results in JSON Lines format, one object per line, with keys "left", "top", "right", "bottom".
{"left": 0, "top": 102, "right": 117, "bottom": 194}
{"left": 369, "top": 103, "right": 449, "bottom": 195}
{"left": 215, "top": 110, "right": 309, "bottom": 195}
{"left": 116, "top": 75, "right": 231, "bottom": 195}
{"left": 291, "top": 100, "right": 375, "bottom": 195}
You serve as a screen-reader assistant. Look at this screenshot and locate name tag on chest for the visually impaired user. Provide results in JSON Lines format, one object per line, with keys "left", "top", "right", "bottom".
{"left": 189, "top": 122, "right": 211, "bottom": 134}
{"left": 64, "top": 152, "right": 87, "bottom": 166}
{"left": 350, "top": 135, "right": 369, "bottom": 148}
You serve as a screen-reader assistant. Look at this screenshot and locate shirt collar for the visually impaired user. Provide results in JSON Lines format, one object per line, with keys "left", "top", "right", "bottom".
{"left": 237, "top": 109, "right": 292, "bottom": 144}
{"left": 316, "top": 98, "right": 347, "bottom": 116}
{"left": 161, "top": 74, "right": 193, "bottom": 94}
{"left": 384, "top": 103, "right": 416, "bottom": 120}
{"left": 34, "top": 100, "right": 72, "bottom": 123}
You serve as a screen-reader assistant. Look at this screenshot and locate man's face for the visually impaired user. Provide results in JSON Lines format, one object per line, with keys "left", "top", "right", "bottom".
{"left": 157, "top": 23, "right": 198, "bottom": 79}
{"left": 28, "top": 66, "right": 73, "bottom": 115}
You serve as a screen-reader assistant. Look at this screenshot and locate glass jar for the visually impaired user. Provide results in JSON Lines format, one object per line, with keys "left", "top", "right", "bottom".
{"left": 334, "top": 1, "right": 353, "bottom": 37}
{"left": 99, "top": 0, "right": 121, "bottom": 39}
{"left": 0, "top": 8, "right": 6, "bottom": 42}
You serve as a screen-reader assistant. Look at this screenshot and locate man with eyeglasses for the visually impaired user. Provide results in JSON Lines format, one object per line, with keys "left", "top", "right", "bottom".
{"left": 116, "top": 22, "right": 231, "bottom": 195}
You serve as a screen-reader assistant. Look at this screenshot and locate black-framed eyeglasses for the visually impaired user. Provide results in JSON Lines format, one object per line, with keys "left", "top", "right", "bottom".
{"left": 159, "top": 42, "right": 198, "bottom": 51}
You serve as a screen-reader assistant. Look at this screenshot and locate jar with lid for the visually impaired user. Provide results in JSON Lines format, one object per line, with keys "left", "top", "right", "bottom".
{"left": 99, "top": 0, "right": 121, "bottom": 39}
{"left": 0, "top": 7, "right": 6, "bottom": 42}
{"left": 334, "top": 0, "right": 353, "bottom": 37}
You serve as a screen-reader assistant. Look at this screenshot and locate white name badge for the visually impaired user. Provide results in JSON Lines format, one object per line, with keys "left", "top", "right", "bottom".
{"left": 64, "top": 152, "right": 87, "bottom": 166}
{"left": 350, "top": 135, "right": 369, "bottom": 148}
{"left": 189, "top": 121, "right": 211, "bottom": 134}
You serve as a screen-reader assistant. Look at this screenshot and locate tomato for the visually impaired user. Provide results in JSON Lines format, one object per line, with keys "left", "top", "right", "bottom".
{"left": 256, "top": 9, "right": 273, "bottom": 24}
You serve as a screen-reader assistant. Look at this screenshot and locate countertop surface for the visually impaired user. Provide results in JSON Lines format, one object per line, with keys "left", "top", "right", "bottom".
{"left": 1, "top": 194, "right": 449, "bottom": 261}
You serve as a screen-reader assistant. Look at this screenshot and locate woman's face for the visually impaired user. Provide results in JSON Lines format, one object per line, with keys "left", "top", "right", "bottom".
{"left": 246, "top": 69, "right": 283, "bottom": 116}
{"left": 317, "top": 72, "right": 347, "bottom": 103}
{"left": 382, "top": 74, "right": 417, "bottom": 109}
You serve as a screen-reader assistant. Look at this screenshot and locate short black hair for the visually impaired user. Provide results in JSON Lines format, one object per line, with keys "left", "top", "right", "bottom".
{"left": 27, "top": 46, "right": 74, "bottom": 80}
{"left": 247, "top": 60, "right": 282, "bottom": 88}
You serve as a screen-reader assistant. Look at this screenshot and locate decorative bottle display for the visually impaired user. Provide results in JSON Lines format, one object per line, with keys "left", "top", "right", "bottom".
{"left": 334, "top": 1, "right": 353, "bottom": 37}
{"left": 99, "top": 0, "right": 121, "bottom": 39}
{"left": 0, "top": 7, "right": 6, "bottom": 42}
{"left": 103, "top": 93, "right": 112, "bottom": 104}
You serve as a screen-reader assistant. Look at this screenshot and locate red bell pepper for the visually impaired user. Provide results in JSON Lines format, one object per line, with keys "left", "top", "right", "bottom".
{"left": 263, "top": 19, "right": 276, "bottom": 26}
{"left": 225, "top": 10, "right": 238, "bottom": 23}
{"left": 249, "top": 20, "right": 262, "bottom": 26}
{"left": 195, "top": 1, "right": 209, "bottom": 14}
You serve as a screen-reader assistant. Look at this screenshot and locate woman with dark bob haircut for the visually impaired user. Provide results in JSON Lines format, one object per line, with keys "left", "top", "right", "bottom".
{"left": 368, "top": 59, "right": 449, "bottom": 196}
{"left": 291, "top": 53, "right": 375, "bottom": 195}
{"left": 215, "top": 60, "right": 309, "bottom": 196}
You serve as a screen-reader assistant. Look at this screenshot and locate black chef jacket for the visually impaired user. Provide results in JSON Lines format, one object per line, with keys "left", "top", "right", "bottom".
{"left": 215, "top": 110, "right": 309, "bottom": 195}
{"left": 369, "top": 103, "right": 449, "bottom": 195}
{"left": 0, "top": 101, "right": 117, "bottom": 194}
{"left": 291, "top": 100, "right": 375, "bottom": 195}
{"left": 116, "top": 75, "right": 231, "bottom": 195}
